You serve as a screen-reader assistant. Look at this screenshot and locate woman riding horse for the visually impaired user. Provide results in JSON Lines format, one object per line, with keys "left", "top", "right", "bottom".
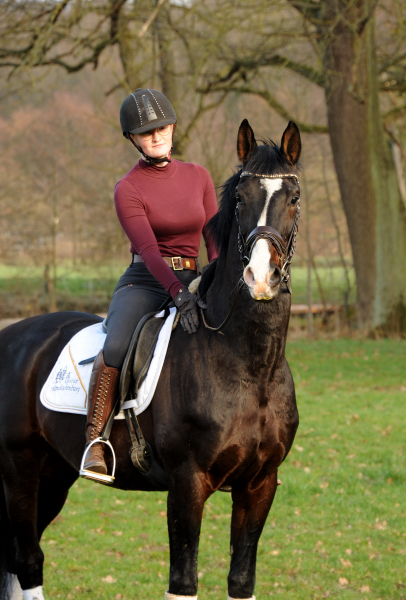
{"left": 82, "top": 88, "right": 218, "bottom": 479}
{"left": 0, "top": 117, "right": 301, "bottom": 600}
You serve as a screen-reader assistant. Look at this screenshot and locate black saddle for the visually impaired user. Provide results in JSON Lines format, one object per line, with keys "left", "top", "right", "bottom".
{"left": 102, "top": 304, "right": 176, "bottom": 490}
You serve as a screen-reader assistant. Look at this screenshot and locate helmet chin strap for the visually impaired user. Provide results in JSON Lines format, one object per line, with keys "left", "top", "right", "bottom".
{"left": 129, "top": 137, "right": 171, "bottom": 164}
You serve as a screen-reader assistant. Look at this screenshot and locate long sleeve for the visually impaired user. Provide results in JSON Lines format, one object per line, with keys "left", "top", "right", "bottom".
{"left": 114, "top": 159, "right": 219, "bottom": 297}
{"left": 114, "top": 179, "right": 183, "bottom": 297}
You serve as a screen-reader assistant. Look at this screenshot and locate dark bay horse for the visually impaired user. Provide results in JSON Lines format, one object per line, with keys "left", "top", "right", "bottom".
{"left": 0, "top": 119, "right": 301, "bottom": 600}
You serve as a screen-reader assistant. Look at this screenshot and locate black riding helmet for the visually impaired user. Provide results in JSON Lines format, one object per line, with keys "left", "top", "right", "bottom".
{"left": 120, "top": 88, "right": 177, "bottom": 164}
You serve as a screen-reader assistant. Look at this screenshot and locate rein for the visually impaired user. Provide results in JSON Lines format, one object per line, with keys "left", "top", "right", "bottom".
{"left": 201, "top": 171, "right": 300, "bottom": 333}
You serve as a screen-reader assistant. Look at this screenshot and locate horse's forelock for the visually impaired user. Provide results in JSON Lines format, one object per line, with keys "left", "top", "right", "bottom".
{"left": 245, "top": 140, "right": 293, "bottom": 175}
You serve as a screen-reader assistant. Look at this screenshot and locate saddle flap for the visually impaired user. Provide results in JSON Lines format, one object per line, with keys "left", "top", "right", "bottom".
{"left": 119, "top": 311, "right": 159, "bottom": 404}
{"left": 133, "top": 316, "right": 166, "bottom": 394}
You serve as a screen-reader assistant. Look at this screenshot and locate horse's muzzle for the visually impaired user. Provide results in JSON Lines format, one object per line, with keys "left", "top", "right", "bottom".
{"left": 243, "top": 261, "right": 282, "bottom": 301}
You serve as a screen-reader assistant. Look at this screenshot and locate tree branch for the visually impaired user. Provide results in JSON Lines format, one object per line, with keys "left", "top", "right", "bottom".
{"left": 203, "top": 52, "right": 324, "bottom": 92}
{"left": 138, "top": 0, "right": 168, "bottom": 39}
{"left": 198, "top": 84, "right": 328, "bottom": 134}
{"left": 286, "top": 0, "right": 321, "bottom": 23}
{"left": 382, "top": 103, "right": 406, "bottom": 125}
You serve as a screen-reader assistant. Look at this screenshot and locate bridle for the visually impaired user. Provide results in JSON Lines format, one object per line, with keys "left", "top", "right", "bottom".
{"left": 200, "top": 170, "right": 300, "bottom": 333}
{"left": 236, "top": 172, "right": 300, "bottom": 293}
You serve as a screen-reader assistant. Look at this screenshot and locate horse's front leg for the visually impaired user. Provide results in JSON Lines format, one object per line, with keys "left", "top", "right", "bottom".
{"left": 228, "top": 470, "right": 278, "bottom": 600}
{"left": 166, "top": 464, "right": 210, "bottom": 599}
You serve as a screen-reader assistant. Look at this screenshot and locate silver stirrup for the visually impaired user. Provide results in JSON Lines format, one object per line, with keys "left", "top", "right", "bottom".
{"left": 79, "top": 437, "right": 116, "bottom": 484}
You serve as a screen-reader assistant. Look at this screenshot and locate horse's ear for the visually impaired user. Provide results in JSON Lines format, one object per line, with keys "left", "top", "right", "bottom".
{"left": 237, "top": 119, "right": 258, "bottom": 164}
{"left": 281, "top": 121, "right": 301, "bottom": 165}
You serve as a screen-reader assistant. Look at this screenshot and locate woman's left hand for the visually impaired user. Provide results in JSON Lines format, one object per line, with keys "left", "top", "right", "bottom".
{"left": 175, "top": 287, "right": 200, "bottom": 334}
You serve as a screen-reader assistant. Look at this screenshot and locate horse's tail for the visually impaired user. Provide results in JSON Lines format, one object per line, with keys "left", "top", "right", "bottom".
{"left": 0, "top": 475, "right": 16, "bottom": 600}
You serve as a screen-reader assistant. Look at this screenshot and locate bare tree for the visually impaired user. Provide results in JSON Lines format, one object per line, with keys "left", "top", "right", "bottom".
{"left": 198, "top": 0, "right": 406, "bottom": 331}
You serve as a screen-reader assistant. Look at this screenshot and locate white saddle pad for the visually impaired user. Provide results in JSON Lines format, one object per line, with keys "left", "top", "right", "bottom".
{"left": 40, "top": 308, "right": 176, "bottom": 419}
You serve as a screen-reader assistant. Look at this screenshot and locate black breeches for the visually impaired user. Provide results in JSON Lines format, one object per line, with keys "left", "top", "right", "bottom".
{"left": 103, "top": 263, "right": 198, "bottom": 369}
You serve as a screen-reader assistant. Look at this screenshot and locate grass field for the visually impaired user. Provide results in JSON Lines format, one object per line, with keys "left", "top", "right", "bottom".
{"left": 37, "top": 339, "right": 405, "bottom": 599}
{"left": 0, "top": 263, "right": 355, "bottom": 318}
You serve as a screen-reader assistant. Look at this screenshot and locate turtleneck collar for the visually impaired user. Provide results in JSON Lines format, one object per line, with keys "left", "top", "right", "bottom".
{"left": 135, "top": 158, "right": 177, "bottom": 179}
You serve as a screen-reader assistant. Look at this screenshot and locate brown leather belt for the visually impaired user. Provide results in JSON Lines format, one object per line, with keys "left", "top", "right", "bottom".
{"left": 132, "top": 254, "right": 198, "bottom": 271}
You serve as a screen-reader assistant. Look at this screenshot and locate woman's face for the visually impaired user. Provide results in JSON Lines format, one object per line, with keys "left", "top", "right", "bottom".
{"left": 132, "top": 124, "right": 174, "bottom": 160}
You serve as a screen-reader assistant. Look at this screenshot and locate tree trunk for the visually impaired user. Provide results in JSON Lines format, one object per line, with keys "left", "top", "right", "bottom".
{"left": 321, "top": 0, "right": 406, "bottom": 330}
{"left": 154, "top": 2, "right": 185, "bottom": 158}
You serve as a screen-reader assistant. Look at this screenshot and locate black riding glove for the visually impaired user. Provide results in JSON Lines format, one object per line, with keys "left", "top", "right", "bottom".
{"left": 175, "top": 286, "right": 200, "bottom": 334}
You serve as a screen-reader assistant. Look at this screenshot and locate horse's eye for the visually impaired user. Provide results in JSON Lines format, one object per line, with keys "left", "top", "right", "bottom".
{"left": 291, "top": 195, "right": 300, "bottom": 205}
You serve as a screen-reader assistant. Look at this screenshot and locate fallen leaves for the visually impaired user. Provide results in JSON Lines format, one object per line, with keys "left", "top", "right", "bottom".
{"left": 374, "top": 519, "right": 387, "bottom": 530}
{"left": 102, "top": 575, "right": 116, "bottom": 583}
{"left": 340, "top": 558, "right": 353, "bottom": 568}
{"left": 360, "top": 585, "right": 371, "bottom": 593}
{"left": 338, "top": 577, "right": 349, "bottom": 586}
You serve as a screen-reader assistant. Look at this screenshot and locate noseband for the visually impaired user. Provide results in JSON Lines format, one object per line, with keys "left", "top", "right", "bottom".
{"left": 236, "top": 172, "right": 300, "bottom": 293}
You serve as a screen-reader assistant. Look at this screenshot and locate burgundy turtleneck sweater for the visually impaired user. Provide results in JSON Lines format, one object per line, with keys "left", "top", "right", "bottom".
{"left": 114, "top": 159, "right": 218, "bottom": 298}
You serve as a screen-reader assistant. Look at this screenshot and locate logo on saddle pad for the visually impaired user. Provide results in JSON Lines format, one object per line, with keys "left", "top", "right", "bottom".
{"left": 52, "top": 366, "right": 81, "bottom": 394}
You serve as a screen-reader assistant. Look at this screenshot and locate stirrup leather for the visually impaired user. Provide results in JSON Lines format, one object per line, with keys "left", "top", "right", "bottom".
{"left": 80, "top": 438, "right": 116, "bottom": 484}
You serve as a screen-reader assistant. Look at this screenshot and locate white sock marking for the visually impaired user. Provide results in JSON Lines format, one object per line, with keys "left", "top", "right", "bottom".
{"left": 22, "top": 586, "right": 44, "bottom": 600}
{"left": 10, "top": 576, "right": 23, "bottom": 600}
{"left": 165, "top": 592, "right": 198, "bottom": 600}
{"left": 258, "top": 179, "right": 283, "bottom": 226}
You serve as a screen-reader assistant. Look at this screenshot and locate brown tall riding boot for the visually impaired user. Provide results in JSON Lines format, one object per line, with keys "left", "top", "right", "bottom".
{"left": 82, "top": 350, "right": 120, "bottom": 478}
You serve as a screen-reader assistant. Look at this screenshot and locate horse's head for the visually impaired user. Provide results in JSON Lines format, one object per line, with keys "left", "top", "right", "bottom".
{"left": 235, "top": 119, "right": 301, "bottom": 301}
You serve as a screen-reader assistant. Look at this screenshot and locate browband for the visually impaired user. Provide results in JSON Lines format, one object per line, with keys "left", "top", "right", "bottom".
{"left": 241, "top": 172, "right": 299, "bottom": 184}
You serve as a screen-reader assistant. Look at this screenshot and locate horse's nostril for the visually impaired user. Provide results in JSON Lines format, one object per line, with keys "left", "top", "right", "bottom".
{"left": 269, "top": 265, "right": 281, "bottom": 287}
{"left": 244, "top": 266, "right": 255, "bottom": 286}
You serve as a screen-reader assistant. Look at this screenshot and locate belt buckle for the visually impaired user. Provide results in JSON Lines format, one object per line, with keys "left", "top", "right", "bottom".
{"left": 171, "top": 256, "right": 183, "bottom": 270}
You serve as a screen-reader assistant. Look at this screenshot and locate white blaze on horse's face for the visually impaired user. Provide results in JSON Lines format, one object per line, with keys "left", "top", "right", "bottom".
{"left": 243, "top": 178, "right": 284, "bottom": 301}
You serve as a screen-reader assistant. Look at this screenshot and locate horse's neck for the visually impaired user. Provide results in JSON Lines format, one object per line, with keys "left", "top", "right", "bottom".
{"left": 206, "top": 256, "right": 291, "bottom": 374}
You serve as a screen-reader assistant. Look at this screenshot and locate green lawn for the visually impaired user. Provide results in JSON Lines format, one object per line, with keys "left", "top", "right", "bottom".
{"left": 0, "top": 263, "right": 355, "bottom": 317}
{"left": 39, "top": 339, "right": 405, "bottom": 599}
{"left": 0, "top": 264, "right": 128, "bottom": 317}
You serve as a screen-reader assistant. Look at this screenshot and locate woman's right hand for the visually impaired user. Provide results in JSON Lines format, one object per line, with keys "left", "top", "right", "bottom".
{"left": 175, "top": 287, "right": 200, "bottom": 334}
